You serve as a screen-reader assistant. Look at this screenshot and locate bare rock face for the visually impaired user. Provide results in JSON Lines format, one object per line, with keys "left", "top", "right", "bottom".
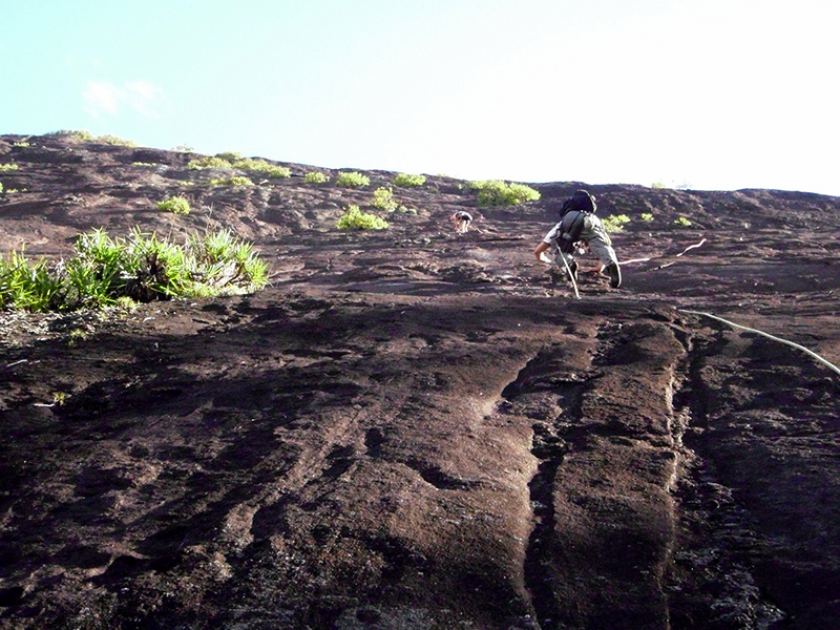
{"left": 0, "top": 133, "right": 839, "bottom": 629}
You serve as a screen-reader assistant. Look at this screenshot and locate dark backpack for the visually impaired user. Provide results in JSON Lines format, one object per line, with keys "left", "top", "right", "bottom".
{"left": 556, "top": 190, "right": 595, "bottom": 252}
{"left": 560, "top": 189, "right": 597, "bottom": 216}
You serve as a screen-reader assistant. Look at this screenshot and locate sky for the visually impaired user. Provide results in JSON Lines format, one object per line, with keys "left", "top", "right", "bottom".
{"left": 2, "top": 0, "right": 838, "bottom": 195}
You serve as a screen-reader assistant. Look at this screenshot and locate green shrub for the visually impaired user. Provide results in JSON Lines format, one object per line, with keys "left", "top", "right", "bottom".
{"left": 48, "top": 130, "right": 95, "bottom": 141}
{"left": 304, "top": 172, "right": 330, "bottom": 184}
{"left": 641, "top": 213, "right": 654, "bottom": 222}
{"left": 336, "top": 171, "right": 370, "bottom": 188}
{"left": 208, "top": 176, "right": 254, "bottom": 186}
{"left": 0, "top": 163, "right": 19, "bottom": 171}
{"left": 97, "top": 134, "right": 136, "bottom": 147}
{"left": 393, "top": 173, "right": 426, "bottom": 188}
{"left": 674, "top": 216, "right": 693, "bottom": 227}
{"left": 0, "top": 227, "right": 269, "bottom": 312}
{"left": 337, "top": 205, "right": 389, "bottom": 230}
{"left": 216, "top": 151, "right": 243, "bottom": 161}
{"left": 602, "top": 214, "right": 631, "bottom": 233}
{"left": 0, "top": 182, "right": 3, "bottom": 194}
{"left": 157, "top": 196, "right": 191, "bottom": 215}
{"left": 188, "top": 156, "right": 233, "bottom": 170}
{"left": 12, "top": 141, "right": 31, "bottom": 148}
{"left": 371, "top": 187, "right": 398, "bottom": 211}
{"left": 132, "top": 162, "right": 157, "bottom": 167}
{"left": 470, "top": 180, "right": 540, "bottom": 206}
{"left": 232, "top": 158, "right": 290, "bottom": 178}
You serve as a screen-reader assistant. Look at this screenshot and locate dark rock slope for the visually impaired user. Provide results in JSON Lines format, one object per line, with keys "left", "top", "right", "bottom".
{"left": 0, "top": 133, "right": 838, "bottom": 629}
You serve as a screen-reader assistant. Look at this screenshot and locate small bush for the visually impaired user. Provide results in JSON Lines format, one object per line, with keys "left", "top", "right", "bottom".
{"left": 674, "top": 216, "right": 693, "bottom": 228}
{"left": 208, "top": 176, "right": 253, "bottom": 187}
{"left": 188, "top": 156, "right": 233, "bottom": 170}
{"left": 641, "top": 213, "right": 654, "bottom": 222}
{"left": 97, "top": 134, "right": 136, "bottom": 147}
{"left": 371, "top": 187, "right": 398, "bottom": 211}
{"left": 0, "top": 182, "right": 4, "bottom": 193}
{"left": 304, "top": 172, "right": 330, "bottom": 184}
{"left": 336, "top": 171, "right": 370, "bottom": 188}
{"left": 393, "top": 173, "right": 426, "bottom": 188}
{"left": 157, "top": 196, "right": 191, "bottom": 215}
{"left": 0, "top": 227, "right": 269, "bottom": 312}
{"left": 216, "top": 151, "right": 243, "bottom": 161}
{"left": 602, "top": 214, "right": 631, "bottom": 233}
{"left": 232, "top": 158, "right": 291, "bottom": 178}
{"left": 470, "top": 180, "right": 540, "bottom": 207}
{"left": 48, "top": 130, "right": 95, "bottom": 141}
{"left": 337, "top": 205, "right": 389, "bottom": 230}
{"left": 0, "top": 163, "right": 20, "bottom": 171}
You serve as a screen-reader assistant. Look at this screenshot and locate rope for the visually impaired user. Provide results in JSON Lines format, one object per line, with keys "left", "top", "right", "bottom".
{"left": 679, "top": 309, "right": 840, "bottom": 378}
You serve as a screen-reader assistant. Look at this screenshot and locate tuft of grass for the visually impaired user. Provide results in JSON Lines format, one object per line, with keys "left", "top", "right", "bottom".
{"left": 189, "top": 156, "right": 233, "bottom": 170}
{"left": 304, "top": 172, "right": 330, "bottom": 184}
{"left": 641, "top": 213, "right": 654, "bottom": 222}
{"left": 393, "top": 173, "right": 426, "bottom": 188}
{"left": 335, "top": 171, "right": 370, "bottom": 188}
{"left": 231, "top": 158, "right": 291, "bottom": 179}
{"left": 371, "top": 187, "right": 398, "bottom": 211}
{"left": 215, "top": 151, "right": 243, "bottom": 161}
{"left": 0, "top": 227, "right": 269, "bottom": 312}
{"left": 337, "top": 205, "right": 389, "bottom": 230}
{"left": 0, "top": 163, "right": 20, "bottom": 171}
{"left": 602, "top": 214, "right": 632, "bottom": 233}
{"left": 157, "top": 196, "right": 191, "bottom": 215}
{"left": 470, "top": 180, "right": 540, "bottom": 207}
{"left": 97, "top": 135, "right": 136, "bottom": 147}
{"left": 208, "top": 176, "right": 254, "bottom": 187}
{"left": 674, "top": 216, "right": 693, "bottom": 228}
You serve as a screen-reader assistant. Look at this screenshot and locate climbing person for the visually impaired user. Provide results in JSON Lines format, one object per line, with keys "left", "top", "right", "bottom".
{"left": 450, "top": 210, "right": 472, "bottom": 234}
{"left": 533, "top": 189, "right": 621, "bottom": 288}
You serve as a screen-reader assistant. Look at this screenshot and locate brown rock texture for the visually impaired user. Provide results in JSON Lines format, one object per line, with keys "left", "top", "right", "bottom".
{"left": 0, "top": 133, "right": 838, "bottom": 629}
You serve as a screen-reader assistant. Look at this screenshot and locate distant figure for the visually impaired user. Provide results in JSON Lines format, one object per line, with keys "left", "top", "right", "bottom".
{"left": 450, "top": 210, "right": 472, "bottom": 233}
{"left": 534, "top": 189, "right": 621, "bottom": 288}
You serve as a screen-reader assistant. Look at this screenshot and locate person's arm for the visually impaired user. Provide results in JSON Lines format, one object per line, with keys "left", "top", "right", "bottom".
{"left": 534, "top": 241, "right": 551, "bottom": 262}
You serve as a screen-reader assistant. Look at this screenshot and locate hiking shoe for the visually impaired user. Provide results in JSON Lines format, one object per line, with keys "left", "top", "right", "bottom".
{"left": 605, "top": 262, "right": 621, "bottom": 288}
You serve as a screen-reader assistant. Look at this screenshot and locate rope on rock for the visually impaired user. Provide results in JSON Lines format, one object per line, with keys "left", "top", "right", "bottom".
{"left": 679, "top": 309, "right": 840, "bottom": 378}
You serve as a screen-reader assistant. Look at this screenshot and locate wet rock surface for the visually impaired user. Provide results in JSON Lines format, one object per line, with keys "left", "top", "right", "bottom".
{"left": 0, "top": 133, "right": 839, "bottom": 629}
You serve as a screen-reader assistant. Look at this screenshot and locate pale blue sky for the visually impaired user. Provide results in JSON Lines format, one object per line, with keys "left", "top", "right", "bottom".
{"left": 2, "top": 0, "right": 838, "bottom": 195}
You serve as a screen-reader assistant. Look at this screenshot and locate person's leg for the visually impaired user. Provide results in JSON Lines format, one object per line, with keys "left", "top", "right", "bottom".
{"left": 582, "top": 218, "right": 621, "bottom": 287}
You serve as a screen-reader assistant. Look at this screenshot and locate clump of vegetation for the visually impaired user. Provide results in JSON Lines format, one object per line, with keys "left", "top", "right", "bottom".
{"left": 602, "top": 214, "right": 632, "bottom": 233}
{"left": 304, "top": 172, "right": 330, "bottom": 184}
{"left": 0, "top": 183, "right": 4, "bottom": 194}
{"left": 46, "top": 130, "right": 135, "bottom": 146}
{"left": 12, "top": 141, "right": 30, "bottom": 148}
{"left": 337, "top": 205, "right": 389, "bottom": 230}
{"left": 157, "top": 196, "right": 191, "bottom": 215}
{"left": 336, "top": 171, "right": 370, "bottom": 188}
{"left": 371, "top": 187, "right": 398, "bottom": 211}
{"left": 97, "top": 134, "right": 136, "bottom": 147}
{"left": 188, "top": 156, "right": 233, "bottom": 170}
{"left": 0, "top": 163, "right": 20, "bottom": 171}
{"left": 393, "top": 173, "right": 426, "bottom": 188}
{"left": 470, "top": 180, "right": 540, "bottom": 207}
{"left": 132, "top": 162, "right": 157, "bottom": 167}
{"left": 674, "top": 216, "right": 693, "bottom": 227}
{"left": 208, "top": 176, "right": 254, "bottom": 187}
{"left": 641, "top": 213, "right": 654, "bottom": 222}
{"left": 232, "top": 158, "right": 291, "bottom": 179}
{"left": 0, "top": 228, "right": 269, "bottom": 312}
{"left": 215, "top": 151, "right": 243, "bottom": 161}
